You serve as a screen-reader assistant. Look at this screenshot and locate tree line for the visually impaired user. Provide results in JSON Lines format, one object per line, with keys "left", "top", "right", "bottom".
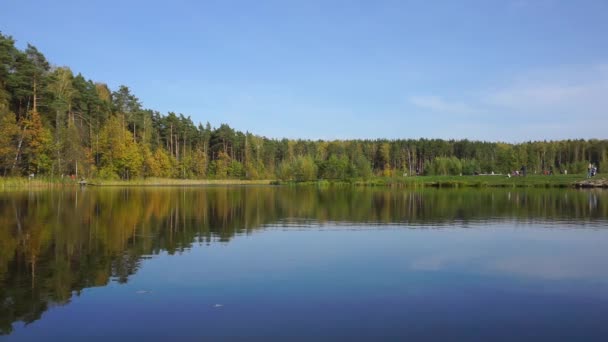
{"left": 1, "top": 32, "right": 606, "bottom": 180}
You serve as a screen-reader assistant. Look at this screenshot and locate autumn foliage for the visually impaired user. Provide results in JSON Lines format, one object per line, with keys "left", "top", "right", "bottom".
{"left": 0, "top": 32, "right": 606, "bottom": 180}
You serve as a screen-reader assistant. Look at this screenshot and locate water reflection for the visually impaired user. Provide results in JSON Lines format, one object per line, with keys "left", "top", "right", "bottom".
{"left": 0, "top": 186, "right": 606, "bottom": 335}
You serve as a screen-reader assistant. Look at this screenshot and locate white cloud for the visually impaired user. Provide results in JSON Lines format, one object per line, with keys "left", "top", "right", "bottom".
{"left": 484, "top": 64, "right": 608, "bottom": 119}
{"left": 406, "top": 63, "right": 608, "bottom": 140}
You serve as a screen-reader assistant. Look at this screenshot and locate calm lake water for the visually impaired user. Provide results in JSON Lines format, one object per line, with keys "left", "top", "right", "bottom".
{"left": 1, "top": 186, "right": 607, "bottom": 340}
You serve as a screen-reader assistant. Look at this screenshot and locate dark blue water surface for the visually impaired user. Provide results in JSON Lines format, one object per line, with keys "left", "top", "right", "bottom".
{"left": 1, "top": 187, "right": 607, "bottom": 340}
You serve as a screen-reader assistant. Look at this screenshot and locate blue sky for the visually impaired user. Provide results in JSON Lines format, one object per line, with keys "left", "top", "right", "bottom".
{"left": 2, "top": 0, "right": 607, "bottom": 141}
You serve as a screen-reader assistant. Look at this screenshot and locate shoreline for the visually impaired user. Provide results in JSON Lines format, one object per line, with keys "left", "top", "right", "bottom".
{"left": 1, "top": 175, "right": 606, "bottom": 190}
{"left": 278, "top": 175, "right": 607, "bottom": 189}
{"left": 86, "top": 178, "right": 275, "bottom": 187}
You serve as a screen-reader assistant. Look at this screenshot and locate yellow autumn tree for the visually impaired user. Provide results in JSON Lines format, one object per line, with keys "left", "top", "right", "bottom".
{"left": 22, "top": 111, "right": 53, "bottom": 174}
{"left": 145, "top": 147, "right": 174, "bottom": 178}
{"left": 98, "top": 114, "right": 143, "bottom": 179}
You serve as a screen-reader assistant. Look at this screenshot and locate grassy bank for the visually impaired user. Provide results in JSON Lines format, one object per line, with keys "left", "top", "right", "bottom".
{"left": 0, "top": 177, "right": 78, "bottom": 191}
{"left": 1, "top": 174, "right": 605, "bottom": 190}
{"left": 86, "top": 178, "right": 274, "bottom": 186}
{"left": 277, "top": 174, "right": 606, "bottom": 188}
{"left": 0, "top": 177, "right": 273, "bottom": 190}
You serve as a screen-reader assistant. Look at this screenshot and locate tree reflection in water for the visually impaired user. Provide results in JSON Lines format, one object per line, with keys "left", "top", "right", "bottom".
{"left": 0, "top": 186, "right": 606, "bottom": 334}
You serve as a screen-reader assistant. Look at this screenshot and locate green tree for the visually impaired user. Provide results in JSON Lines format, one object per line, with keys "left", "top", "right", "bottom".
{"left": 0, "top": 109, "right": 19, "bottom": 175}
{"left": 496, "top": 144, "right": 517, "bottom": 174}
{"left": 293, "top": 155, "right": 317, "bottom": 181}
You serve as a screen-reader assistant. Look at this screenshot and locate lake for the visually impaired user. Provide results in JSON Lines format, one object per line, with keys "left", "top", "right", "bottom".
{"left": 1, "top": 186, "right": 608, "bottom": 340}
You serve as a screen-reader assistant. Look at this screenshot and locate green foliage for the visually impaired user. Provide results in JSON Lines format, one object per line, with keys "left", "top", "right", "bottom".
{"left": 600, "top": 160, "right": 607, "bottom": 174}
{"left": 496, "top": 144, "right": 517, "bottom": 174}
{"left": 320, "top": 155, "right": 349, "bottom": 179}
{"left": 276, "top": 156, "right": 317, "bottom": 181}
{"left": 188, "top": 147, "right": 207, "bottom": 178}
{"left": 228, "top": 160, "right": 244, "bottom": 178}
{"left": 0, "top": 109, "right": 18, "bottom": 175}
{"left": 58, "top": 122, "right": 85, "bottom": 175}
{"left": 293, "top": 156, "right": 317, "bottom": 181}
{"left": 0, "top": 31, "right": 607, "bottom": 181}
{"left": 353, "top": 155, "right": 372, "bottom": 179}
{"left": 426, "top": 157, "right": 463, "bottom": 176}
{"left": 562, "top": 161, "right": 587, "bottom": 175}
{"left": 461, "top": 159, "right": 480, "bottom": 175}
{"left": 209, "top": 151, "right": 231, "bottom": 178}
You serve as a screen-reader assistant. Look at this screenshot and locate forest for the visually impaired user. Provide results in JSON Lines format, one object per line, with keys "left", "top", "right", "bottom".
{"left": 1, "top": 32, "right": 606, "bottom": 181}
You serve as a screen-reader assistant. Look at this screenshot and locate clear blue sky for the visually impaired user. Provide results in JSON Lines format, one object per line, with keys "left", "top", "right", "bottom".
{"left": 2, "top": 0, "right": 607, "bottom": 141}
